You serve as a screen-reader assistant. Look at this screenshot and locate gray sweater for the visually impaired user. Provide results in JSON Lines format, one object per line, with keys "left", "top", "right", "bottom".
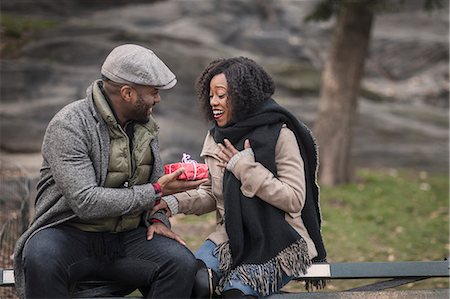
{"left": 13, "top": 82, "right": 167, "bottom": 298}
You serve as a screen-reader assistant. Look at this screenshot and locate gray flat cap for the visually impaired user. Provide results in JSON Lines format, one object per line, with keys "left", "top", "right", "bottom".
{"left": 101, "top": 44, "right": 177, "bottom": 89}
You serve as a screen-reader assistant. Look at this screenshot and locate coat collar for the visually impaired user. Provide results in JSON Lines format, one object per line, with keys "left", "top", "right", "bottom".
{"left": 200, "top": 130, "right": 221, "bottom": 160}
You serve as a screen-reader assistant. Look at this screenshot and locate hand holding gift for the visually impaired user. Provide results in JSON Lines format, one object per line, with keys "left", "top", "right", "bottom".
{"left": 164, "top": 153, "right": 209, "bottom": 180}
{"left": 157, "top": 166, "right": 207, "bottom": 196}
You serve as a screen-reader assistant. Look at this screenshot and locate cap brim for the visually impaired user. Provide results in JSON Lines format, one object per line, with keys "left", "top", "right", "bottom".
{"left": 156, "top": 77, "right": 177, "bottom": 90}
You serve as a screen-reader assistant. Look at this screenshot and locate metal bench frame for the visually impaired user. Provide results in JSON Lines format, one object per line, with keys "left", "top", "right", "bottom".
{"left": 1, "top": 260, "right": 449, "bottom": 297}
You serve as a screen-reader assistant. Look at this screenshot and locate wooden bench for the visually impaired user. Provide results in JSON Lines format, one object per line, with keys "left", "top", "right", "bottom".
{"left": 1, "top": 259, "right": 449, "bottom": 297}
{"left": 293, "top": 260, "right": 449, "bottom": 291}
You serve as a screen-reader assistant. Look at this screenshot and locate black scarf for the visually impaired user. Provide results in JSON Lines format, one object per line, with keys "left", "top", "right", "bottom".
{"left": 211, "top": 99, "right": 326, "bottom": 295}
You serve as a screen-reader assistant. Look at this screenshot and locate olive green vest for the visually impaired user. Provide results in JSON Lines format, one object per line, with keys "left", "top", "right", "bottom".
{"left": 68, "top": 80, "right": 158, "bottom": 232}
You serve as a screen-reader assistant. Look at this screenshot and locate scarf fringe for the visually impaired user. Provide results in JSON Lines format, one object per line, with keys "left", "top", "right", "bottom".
{"left": 214, "top": 241, "right": 232, "bottom": 273}
{"left": 305, "top": 278, "right": 328, "bottom": 292}
{"left": 215, "top": 239, "right": 321, "bottom": 296}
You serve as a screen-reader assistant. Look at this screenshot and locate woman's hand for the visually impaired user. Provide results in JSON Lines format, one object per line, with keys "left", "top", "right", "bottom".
{"left": 151, "top": 199, "right": 170, "bottom": 216}
{"left": 217, "top": 139, "right": 251, "bottom": 168}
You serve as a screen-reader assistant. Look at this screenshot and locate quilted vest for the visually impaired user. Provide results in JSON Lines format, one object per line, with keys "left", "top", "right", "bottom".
{"left": 68, "top": 80, "right": 158, "bottom": 232}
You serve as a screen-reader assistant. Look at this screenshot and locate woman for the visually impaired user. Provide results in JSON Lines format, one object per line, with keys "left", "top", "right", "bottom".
{"left": 156, "top": 57, "right": 326, "bottom": 298}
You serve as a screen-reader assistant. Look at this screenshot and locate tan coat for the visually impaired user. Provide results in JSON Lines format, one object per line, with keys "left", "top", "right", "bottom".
{"left": 175, "top": 125, "right": 318, "bottom": 260}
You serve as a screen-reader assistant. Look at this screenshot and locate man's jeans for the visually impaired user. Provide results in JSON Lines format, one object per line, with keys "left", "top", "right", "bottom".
{"left": 22, "top": 225, "right": 196, "bottom": 298}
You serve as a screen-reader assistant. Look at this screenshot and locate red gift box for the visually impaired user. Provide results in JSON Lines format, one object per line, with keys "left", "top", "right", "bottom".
{"left": 164, "top": 154, "right": 209, "bottom": 180}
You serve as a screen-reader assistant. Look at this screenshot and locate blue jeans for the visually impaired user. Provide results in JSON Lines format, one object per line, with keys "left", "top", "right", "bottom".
{"left": 195, "top": 240, "right": 293, "bottom": 297}
{"left": 23, "top": 225, "right": 196, "bottom": 298}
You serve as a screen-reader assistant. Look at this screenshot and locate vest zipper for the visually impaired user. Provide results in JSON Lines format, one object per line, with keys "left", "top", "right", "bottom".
{"left": 117, "top": 124, "right": 134, "bottom": 186}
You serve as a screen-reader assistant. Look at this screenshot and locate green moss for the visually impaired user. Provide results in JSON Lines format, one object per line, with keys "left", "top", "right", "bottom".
{"left": 265, "top": 62, "right": 322, "bottom": 94}
{"left": 360, "top": 88, "right": 395, "bottom": 102}
{"left": 1, "top": 14, "right": 58, "bottom": 38}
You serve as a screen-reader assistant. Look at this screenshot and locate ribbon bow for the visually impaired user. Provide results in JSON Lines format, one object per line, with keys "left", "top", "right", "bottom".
{"left": 181, "top": 153, "right": 198, "bottom": 180}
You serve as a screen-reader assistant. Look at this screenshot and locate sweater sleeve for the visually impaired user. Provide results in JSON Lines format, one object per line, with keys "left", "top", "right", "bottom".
{"left": 42, "top": 112, "right": 158, "bottom": 220}
{"left": 228, "top": 126, "right": 305, "bottom": 213}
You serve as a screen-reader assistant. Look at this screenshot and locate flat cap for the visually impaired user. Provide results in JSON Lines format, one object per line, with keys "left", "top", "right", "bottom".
{"left": 101, "top": 44, "right": 177, "bottom": 89}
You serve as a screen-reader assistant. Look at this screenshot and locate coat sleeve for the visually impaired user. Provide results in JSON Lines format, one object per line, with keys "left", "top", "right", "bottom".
{"left": 173, "top": 174, "right": 217, "bottom": 215}
{"left": 229, "top": 126, "right": 305, "bottom": 213}
{"left": 42, "top": 112, "right": 158, "bottom": 220}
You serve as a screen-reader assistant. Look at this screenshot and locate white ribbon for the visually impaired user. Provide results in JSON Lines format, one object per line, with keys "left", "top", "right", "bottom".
{"left": 181, "top": 153, "right": 198, "bottom": 180}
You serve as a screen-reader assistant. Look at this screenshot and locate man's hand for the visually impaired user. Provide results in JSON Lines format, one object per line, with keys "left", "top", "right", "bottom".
{"left": 157, "top": 167, "right": 207, "bottom": 196}
{"left": 147, "top": 222, "right": 186, "bottom": 246}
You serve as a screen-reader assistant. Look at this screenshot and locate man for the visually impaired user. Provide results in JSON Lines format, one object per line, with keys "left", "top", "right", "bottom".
{"left": 13, "top": 44, "right": 206, "bottom": 298}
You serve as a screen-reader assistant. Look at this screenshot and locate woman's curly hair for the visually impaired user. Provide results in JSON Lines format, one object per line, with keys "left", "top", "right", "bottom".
{"left": 196, "top": 57, "right": 275, "bottom": 123}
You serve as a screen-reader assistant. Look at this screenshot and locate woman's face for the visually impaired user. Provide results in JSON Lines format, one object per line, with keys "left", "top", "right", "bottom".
{"left": 209, "top": 73, "right": 232, "bottom": 127}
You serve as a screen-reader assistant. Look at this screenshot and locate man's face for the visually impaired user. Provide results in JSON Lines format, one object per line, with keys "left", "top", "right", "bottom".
{"left": 132, "top": 86, "right": 160, "bottom": 124}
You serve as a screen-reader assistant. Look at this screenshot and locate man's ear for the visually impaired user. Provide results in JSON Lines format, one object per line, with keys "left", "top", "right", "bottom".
{"left": 120, "top": 85, "right": 134, "bottom": 102}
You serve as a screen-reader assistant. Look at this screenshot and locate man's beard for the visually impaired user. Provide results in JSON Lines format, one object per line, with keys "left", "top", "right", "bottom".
{"left": 134, "top": 96, "right": 152, "bottom": 124}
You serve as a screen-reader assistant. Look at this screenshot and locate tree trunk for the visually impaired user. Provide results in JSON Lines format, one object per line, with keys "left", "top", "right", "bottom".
{"left": 313, "top": 3, "right": 374, "bottom": 186}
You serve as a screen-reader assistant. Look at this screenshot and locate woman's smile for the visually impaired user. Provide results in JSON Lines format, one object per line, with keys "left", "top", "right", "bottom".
{"left": 209, "top": 73, "right": 232, "bottom": 127}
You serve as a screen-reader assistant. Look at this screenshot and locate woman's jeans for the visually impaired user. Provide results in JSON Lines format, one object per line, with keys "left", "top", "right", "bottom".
{"left": 195, "top": 240, "right": 293, "bottom": 297}
{"left": 22, "top": 225, "right": 196, "bottom": 298}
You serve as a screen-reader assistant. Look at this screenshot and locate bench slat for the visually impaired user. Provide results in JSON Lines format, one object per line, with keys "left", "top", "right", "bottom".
{"left": 2, "top": 261, "right": 449, "bottom": 284}
{"left": 1, "top": 269, "right": 14, "bottom": 285}
{"left": 299, "top": 264, "right": 331, "bottom": 278}
{"left": 2, "top": 260, "right": 449, "bottom": 295}
{"left": 328, "top": 261, "right": 449, "bottom": 279}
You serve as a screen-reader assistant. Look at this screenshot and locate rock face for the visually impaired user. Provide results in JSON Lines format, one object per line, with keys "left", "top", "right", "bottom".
{"left": 0, "top": 0, "right": 448, "bottom": 176}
